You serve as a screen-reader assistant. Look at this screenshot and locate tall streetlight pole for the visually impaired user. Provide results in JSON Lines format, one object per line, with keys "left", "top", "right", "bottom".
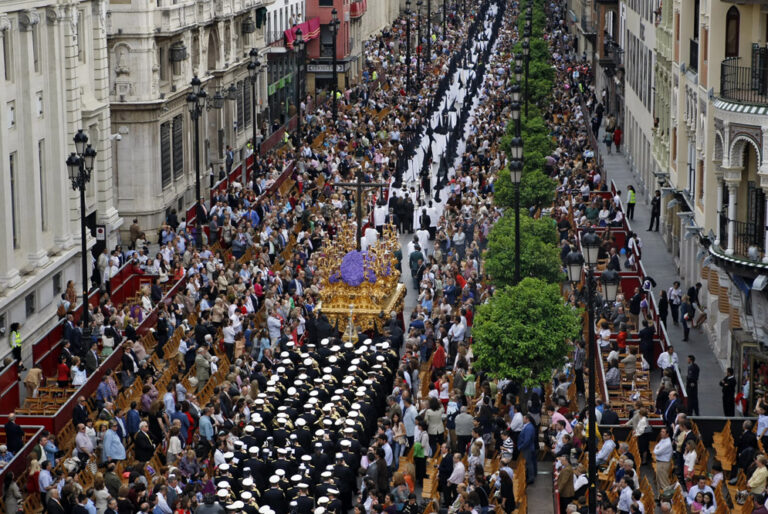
{"left": 417, "top": 1, "right": 423, "bottom": 81}
{"left": 65, "top": 130, "right": 96, "bottom": 335}
{"left": 248, "top": 49, "right": 262, "bottom": 159}
{"left": 294, "top": 28, "right": 306, "bottom": 144}
{"left": 524, "top": 9, "right": 532, "bottom": 118}
{"left": 330, "top": 8, "right": 340, "bottom": 122}
{"left": 510, "top": 87, "right": 522, "bottom": 285}
{"left": 442, "top": 0, "right": 446, "bottom": 38}
{"left": 426, "top": 0, "right": 431, "bottom": 62}
{"left": 566, "top": 241, "right": 619, "bottom": 514}
{"left": 405, "top": 0, "right": 412, "bottom": 93}
{"left": 187, "top": 76, "right": 223, "bottom": 247}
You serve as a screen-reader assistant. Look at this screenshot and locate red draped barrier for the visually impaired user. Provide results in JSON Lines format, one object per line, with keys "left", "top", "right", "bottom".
{"left": 284, "top": 17, "right": 321, "bottom": 49}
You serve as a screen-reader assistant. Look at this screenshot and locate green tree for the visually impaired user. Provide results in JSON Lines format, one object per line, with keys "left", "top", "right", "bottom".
{"left": 472, "top": 278, "right": 582, "bottom": 386}
{"left": 484, "top": 212, "right": 562, "bottom": 286}
{"left": 494, "top": 168, "right": 556, "bottom": 210}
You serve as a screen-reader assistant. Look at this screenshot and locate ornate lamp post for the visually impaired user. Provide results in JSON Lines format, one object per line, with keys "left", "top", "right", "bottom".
{"left": 565, "top": 236, "right": 619, "bottom": 514}
{"left": 330, "top": 8, "right": 340, "bottom": 121}
{"left": 417, "top": 1, "right": 423, "bottom": 81}
{"left": 65, "top": 130, "right": 97, "bottom": 335}
{"left": 293, "top": 28, "right": 306, "bottom": 143}
{"left": 187, "top": 75, "right": 223, "bottom": 247}
{"left": 509, "top": 134, "right": 523, "bottom": 284}
{"left": 248, "top": 49, "right": 262, "bottom": 157}
{"left": 405, "top": 0, "right": 412, "bottom": 92}
{"left": 426, "top": 0, "right": 431, "bottom": 62}
{"left": 442, "top": 0, "right": 447, "bottom": 38}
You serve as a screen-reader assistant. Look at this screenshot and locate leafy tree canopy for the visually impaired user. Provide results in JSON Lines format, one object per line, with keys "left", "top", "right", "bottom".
{"left": 472, "top": 278, "right": 582, "bottom": 386}
{"left": 484, "top": 212, "right": 562, "bottom": 286}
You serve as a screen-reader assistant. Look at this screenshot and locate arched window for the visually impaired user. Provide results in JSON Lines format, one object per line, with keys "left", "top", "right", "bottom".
{"left": 725, "top": 6, "right": 739, "bottom": 58}
{"left": 207, "top": 30, "right": 218, "bottom": 71}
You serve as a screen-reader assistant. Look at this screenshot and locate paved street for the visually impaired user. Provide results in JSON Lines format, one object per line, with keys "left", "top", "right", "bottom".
{"left": 602, "top": 149, "right": 726, "bottom": 416}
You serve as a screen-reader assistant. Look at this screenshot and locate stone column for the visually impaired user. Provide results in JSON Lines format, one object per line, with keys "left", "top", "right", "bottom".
{"left": 714, "top": 166, "right": 723, "bottom": 247}
{"left": 45, "top": 6, "right": 75, "bottom": 252}
{"left": 725, "top": 181, "right": 738, "bottom": 255}
{"left": 762, "top": 176, "right": 768, "bottom": 264}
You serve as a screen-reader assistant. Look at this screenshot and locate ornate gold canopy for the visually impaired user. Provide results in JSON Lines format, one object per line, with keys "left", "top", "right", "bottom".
{"left": 316, "top": 223, "right": 407, "bottom": 335}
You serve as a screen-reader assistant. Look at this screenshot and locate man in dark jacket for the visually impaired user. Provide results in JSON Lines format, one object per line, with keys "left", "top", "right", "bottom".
{"left": 73, "top": 396, "right": 90, "bottom": 427}
{"left": 4, "top": 413, "right": 24, "bottom": 453}
{"left": 734, "top": 420, "right": 758, "bottom": 479}
{"left": 134, "top": 422, "right": 155, "bottom": 463}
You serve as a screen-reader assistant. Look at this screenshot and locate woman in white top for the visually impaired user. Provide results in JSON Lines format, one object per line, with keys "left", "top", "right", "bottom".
{"left": 71, "top": 356, "right": 87, "bottom": 386}
{"left": 166, "top": 426, "right": 183, "bottom": 465}
{"left": 597, "top": 321, "right": 612, "bottom": 350}
{"left": 683, "top": 439, "right": 697, "bottom": 488}
{"left": 140, "top": 286, "right": 153, "bottom": 316}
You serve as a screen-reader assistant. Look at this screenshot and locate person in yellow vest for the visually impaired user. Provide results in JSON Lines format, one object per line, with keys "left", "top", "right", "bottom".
{"left": 372, "top": 70, "right": 378, "bottom": 82}
{"left": 9, "top": 322, "right": 25, "bottom": 371}
{"left": 626, "top": 185, "right": 636, "bottom": 221}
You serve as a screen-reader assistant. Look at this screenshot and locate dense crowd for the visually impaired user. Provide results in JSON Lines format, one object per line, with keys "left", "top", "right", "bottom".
{"left": 4, "top": 1, "right": 540, "bottom": 514}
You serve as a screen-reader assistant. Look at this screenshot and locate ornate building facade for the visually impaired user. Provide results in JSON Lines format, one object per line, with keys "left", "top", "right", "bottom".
{"left": 107, "top": 0, "right": 275, "bottom": 236}
{"left": 0, "top": 0, "right": 119, "bottom": 357}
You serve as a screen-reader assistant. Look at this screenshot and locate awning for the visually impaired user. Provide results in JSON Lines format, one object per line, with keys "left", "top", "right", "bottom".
{"left": 285, "top": 17, "right": 321, "bottom": 50}
{"left": 732, "top": 274, "right": 753, "bottom": 296}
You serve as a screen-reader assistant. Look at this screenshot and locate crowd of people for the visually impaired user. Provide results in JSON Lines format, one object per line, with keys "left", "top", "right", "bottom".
{"left": 5, "top": 0, "right": 542, "bottom": 514}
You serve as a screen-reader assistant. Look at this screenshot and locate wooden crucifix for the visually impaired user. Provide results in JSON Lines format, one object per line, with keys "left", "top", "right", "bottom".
{"left": 336, "top": 171, "right": 388, "bottom": 251}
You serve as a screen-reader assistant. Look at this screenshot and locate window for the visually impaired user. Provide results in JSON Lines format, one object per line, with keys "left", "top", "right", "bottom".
{"left": 2, "top": 30, "right": 12, "bottom": 81}
{"left": 159, "top": 47, "right": 167, "bottom": 81}
{"left": 697, "top": 160, "right": 704, "bottom": 202}
{"left": 319, "top": 0, "right": 333, "bottom": 7}
{"left": 25, "top": 292, "right": 36, "bottom": 317}
{"left": 725, "top": 7, "right": 739, "bottom": 58}
{"left": 32, "top": 25, "right": 40, "bottom": 73}
{"left": 53, "top": 273, "right": 62, "bottom": 296}
{"left": 160, "top": 121, "right": 172, "bottom": 187}
{"left": 9, "top": 153, "right": 18, "bottom": 248}
{"left": 236, "top": 81, "right": 244, "bottom": 133}
{"left": 172, "top": 115, "right": 184, "bottom": 179}
{"left": 77, "top": 12, "right": 86, "bottom": 63}
{"left": 244, "top": 78, "right": 251, "bottom": 128}
{"left": 39, "top": 140, "right": 47, "bottom": 231}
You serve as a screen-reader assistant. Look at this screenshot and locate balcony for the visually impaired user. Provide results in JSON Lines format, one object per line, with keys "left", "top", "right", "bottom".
{"left": 720, "top": 57, "right": 768, "bottom": 106}
{"left": 579, "top": 9, "right": 597, "bottom": 36}
{"left": 153, "top": 1, "right": 197, "bottom": 34}
{"left": 711, "top": 213, "right": 768, "bottom": 271}
{"left": 350, "top": 0, "right": 367, "bottom": 18}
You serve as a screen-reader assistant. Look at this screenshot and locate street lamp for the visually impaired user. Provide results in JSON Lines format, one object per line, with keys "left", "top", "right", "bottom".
{"left": 248, "top": 48, "right": 262, "bottom": 158}
{"left": 187, "top": 75, "right": 223, "bottom": 247}
{"left": 442, "top": 0, "right": 447, "bottom": 38}
{"left": 522, "top": 33, "right": 530, "bottom": 118}
{"left": 565, "top": 233, "right": 620, "bottom": 514}
{"left": 417, "top": 1, "right": 423, "bottom": 81}
{"left": 330, "top": 8, "right": 340, "bottom": 121}
{"left": 509, "top": 133, "right": 523, "bottom": 284}
{"left": 293, "top": 28, "right": 306, "bottom": 144}
{"left": 66, "top": 130, "right": 97, "bottom": 335}
{"left": 511, "top": 83, "right": 521, "bottom": 135}
{"left": 405, "top": 0, "right": 412, "bottom": 93}
{"left": 426, "top": 0, "right": 431, "bottom": 63}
